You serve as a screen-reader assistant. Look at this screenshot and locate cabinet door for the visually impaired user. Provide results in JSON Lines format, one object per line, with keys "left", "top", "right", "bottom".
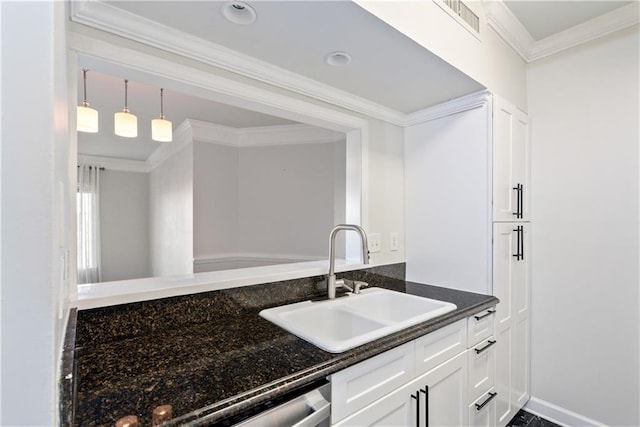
{"left": 493, "top": 223, "right": 530, "bottom": 427}
{"left": 334, "top": 351, "right": 468, "bottom": 427}
{"left": 333, "top": 377, "right": 422, "bottom": 427}
{"left": 493, "top": 96, "right": 530, "bottom": 222}
{"left": 424, "top": 351, "right": 469, "bottom": 427}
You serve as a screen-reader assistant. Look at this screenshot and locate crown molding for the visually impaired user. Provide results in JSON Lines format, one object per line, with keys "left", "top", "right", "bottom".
{"left": 188, "top": 119, "right": 344, "bottom": 147}
{"left": 529, "top": 2, "right": 640, "bottom": 62}
{"left": 69, "top": 0, "right": 406, "bottom": 126}
{"left": 236, "top": 124, "right": 344, "bottom": 147}
{"left": 485, "top": 1, "right": 535, "bottom": 62}
{"left": 146, "top": 119, "right": 193, "bottom": 169}
{"left": 405, "top": 90, "right": 491, "bottom": 126}
{"left": 486, "top": 0, "right": 639, "bottom": 63}
{"left": 143, "top": 119, "right": 347, "bottom": 170}
{"left": 77, "top": 155, "right": 152, "bottom": 173}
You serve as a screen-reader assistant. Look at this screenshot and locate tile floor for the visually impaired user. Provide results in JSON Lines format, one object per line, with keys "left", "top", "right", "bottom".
{"left": 506, "top": 409, "right": 562, "bottom": 427}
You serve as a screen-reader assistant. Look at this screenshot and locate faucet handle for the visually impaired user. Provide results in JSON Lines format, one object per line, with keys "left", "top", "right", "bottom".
{"left": 353, "top": 281, "right": 369, "bottom": 294}
{"left": 336, "top": 279, "right": 353, "bottom": 292}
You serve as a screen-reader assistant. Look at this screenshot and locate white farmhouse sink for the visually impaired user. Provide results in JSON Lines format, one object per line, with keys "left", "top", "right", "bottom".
{"left": 259, "top": 287, "right": 457, "bottom": 353}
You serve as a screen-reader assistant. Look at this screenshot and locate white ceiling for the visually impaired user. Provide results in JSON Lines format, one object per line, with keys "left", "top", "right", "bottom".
{"left": 102, "top": 0, "right": 485, "bottom": 114}
{"left": 78, "top": 0, "right": 635, "bottom": 161}
{"left": 504, "top": 1, "right": 634, "bottom": 40}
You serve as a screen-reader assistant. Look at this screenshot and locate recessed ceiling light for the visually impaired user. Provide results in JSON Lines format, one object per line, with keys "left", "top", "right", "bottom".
{"left": 325, "top": 51, "right": 352, "bottom": 67}
{"left": 222, "top": 1, "right": 257, "bottom": 25}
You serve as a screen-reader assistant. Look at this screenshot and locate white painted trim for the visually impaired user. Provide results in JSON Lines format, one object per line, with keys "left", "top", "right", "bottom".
{"left": 486, "top": 0, "right": 639, "bottom": 63}
{"left": 188, "top": 120, "right": 238, "bottom": 146}
{"left": 236, "top": 124, "right": 344, "bottom": 147}
{"left": 187, "top": 120, "right": 345, "bottom": 148}
{"left": 404, "top": 90, "right": 491, "bottom": 126}
{"left": 529, "top": 3, "right": 640, "bottom": 62}
{"left": 69, "top": 0, "right": 406, "bottom": 126}
{"left": 74, "top": 259, "right": 373, "bottom": 309}
{"left": 145, "top": 119, "right": 346, "bottom": 169}
{"left": 524, "top": 397, "right": 607, "bottom": 427}
{"left": 484, "top": 1, "right": 535, "bottom": 62}
{"left": 68, "top": 33, "right": 369, "bottom": 132}
{"left": 193, "top": 253, "right": 323, "bottom": 265}
{"left": 77, "top": 155, "right": 152, "bottom": 173}
{"left": 146, "top": 119, "right": 193, "bottom": 169}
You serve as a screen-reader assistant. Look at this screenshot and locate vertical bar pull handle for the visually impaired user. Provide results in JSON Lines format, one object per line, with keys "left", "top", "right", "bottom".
{"left": 520, "top": 225, "right": 525, "bottom": 261}
{"left": 519, "top": 184, "right": 524, "bottom": 219}
{"left": 411, "top": 391, "right": 420, "bottom": 427}
{"left": 421, "top": 386, "right": 429, "bottom": 427}
{"left": 512, "top": 184, "right": 523, "bottom": 219}
{"left": 512, "top": 185, "right": 520, "bottom": 218}
{"left": 512, "top": 226, "right": 521, "bottom": 260}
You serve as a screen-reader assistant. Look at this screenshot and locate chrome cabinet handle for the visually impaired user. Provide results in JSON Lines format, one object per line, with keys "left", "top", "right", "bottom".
{"left": 475, "top": 392, "right": 497, "bottom": 411}
{"left": 474, "top": 309, "right": 495, "bottom": 321}
{"left": 474, "top": 339, "right": 497, "bottom": 354}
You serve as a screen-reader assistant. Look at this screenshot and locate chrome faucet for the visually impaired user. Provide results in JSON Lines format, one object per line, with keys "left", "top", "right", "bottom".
{"left": 327, "top": 224, "right": 370, "bottom": 299}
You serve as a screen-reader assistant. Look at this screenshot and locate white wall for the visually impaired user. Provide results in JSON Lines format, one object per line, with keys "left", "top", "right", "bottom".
{"left": 1, "top": 2, "right": 70, "bottom": 424}
{"left": 150, "top": 144, "right": 194, "bottom": 277}
{"left": 238, "top": 141, "right": 345, "bottom": 259}
{"left": 527, "top": 26, "right": 639, "bottom": 426}
{"left": 100, "top": 170, "right": 150, "bottom": 281}
{"left": 355, "top": 0, "right": 527, "bottom": 110}
{"left": 193, "top": 141, "right": 239, "bottom": 261}
{"left": 194, "top": 139, "right": 345, "bottom": 271}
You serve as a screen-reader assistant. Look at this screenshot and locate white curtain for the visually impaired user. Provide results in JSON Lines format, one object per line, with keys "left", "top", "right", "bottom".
{"left": 77, "top": 165, "right": 102, "bottom": 284}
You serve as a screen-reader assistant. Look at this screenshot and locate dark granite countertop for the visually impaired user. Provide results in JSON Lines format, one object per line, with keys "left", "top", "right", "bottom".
{"left": 69, "top": 265, "right": 498, "bottom": 426}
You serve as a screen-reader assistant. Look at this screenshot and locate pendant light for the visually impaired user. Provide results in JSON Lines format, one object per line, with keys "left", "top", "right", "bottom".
{"left": 151, "top": 88, "right": 172, "bottom": 142}
{"left": 77, "top": 69, "right": 99, "bottom": 133}
{"left": 114, "top": 79, "right": 137, "bottom": 138}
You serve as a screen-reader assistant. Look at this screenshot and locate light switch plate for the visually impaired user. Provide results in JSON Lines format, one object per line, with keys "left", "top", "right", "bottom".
{"left": 368, "top": 233, "right": 381, "bottom": 253}
{"left": 390, "top": 232, "right": 398, "bottom": 251}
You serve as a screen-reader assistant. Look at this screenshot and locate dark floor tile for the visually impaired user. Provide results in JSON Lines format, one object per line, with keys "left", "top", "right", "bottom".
{"left": 507, "top": 409, "right": 536, "bottom": 427}
{"left": 507, "top": 410, "right": 562, "bottom": 427}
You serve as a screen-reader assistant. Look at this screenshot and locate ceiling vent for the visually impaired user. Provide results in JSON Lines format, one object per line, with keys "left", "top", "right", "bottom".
{"left": 438, "top": 0, "right": 480, "bottom": 33}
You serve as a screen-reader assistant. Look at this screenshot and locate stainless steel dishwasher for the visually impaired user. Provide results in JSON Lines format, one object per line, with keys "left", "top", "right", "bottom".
{"left": 235, "top": 382, "right": 331, "bottom": 427}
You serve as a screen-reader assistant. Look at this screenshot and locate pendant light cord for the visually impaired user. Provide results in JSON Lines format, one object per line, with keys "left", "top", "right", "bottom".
{"left": 160, "top": 88, "right": 165, "bottom": 119}
{"left": 82, "top": 69, "right": 89, "bottom": 107}
{"left": 124, "top": 79, "right": 129, "bottom": 112}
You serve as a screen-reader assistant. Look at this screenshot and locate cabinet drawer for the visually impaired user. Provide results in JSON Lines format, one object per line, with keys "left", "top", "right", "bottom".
{"left": 414, "top": 319, "right": 466, "bottom": 376}
{"left": 469, "top": 388, "right": 497, "bottom": 427}
{"left": 468, "top": 337, "right": 496, "bottom": 403}
{"left": 330, "top": 341, "right": 414, "bottom": 423}
{"left": 467, "top": 308, "right": 495, "bottom": 347}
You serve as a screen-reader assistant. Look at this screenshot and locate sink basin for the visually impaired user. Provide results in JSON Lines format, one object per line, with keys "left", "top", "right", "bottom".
{"left": 259, "top": 288, "right": 457, "bottom": 353}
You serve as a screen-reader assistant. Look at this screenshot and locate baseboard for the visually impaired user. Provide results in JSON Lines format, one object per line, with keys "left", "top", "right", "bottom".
{"left": 525, "top": 397, "right": 607, "bottom": 427}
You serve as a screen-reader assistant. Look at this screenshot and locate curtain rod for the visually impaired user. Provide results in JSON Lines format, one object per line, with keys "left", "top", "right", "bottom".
{"left": 77, "top": 165, "right": 105, "bottom": 171}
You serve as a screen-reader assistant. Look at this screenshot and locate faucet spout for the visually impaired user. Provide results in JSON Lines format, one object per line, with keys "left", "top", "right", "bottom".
{"left": 327, "top": 224, "right": 370, "bottom": 299}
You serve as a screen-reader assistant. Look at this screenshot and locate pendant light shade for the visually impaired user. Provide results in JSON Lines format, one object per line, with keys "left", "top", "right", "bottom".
{"left": 114, "top": 79, "right": 137, "bottom": 138}
{"left": 77, "top": 69, "right": 99, "bottom": 133}
{"left": 152, "top": 88, "right": 173, "bottom": 142}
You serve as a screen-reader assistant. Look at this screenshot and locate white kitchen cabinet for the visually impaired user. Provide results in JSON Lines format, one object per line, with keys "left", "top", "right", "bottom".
{"left": 493, "top": 222, "right": 530, "bottom": 427}
{"left": 334, "top": 351, "right": 468, "bottom": 427}
{"left": 493, "top": 97, "right": 531, "bottom": 222}
{"left": 469, "top": 388, "right": 498, "bottom": 427}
